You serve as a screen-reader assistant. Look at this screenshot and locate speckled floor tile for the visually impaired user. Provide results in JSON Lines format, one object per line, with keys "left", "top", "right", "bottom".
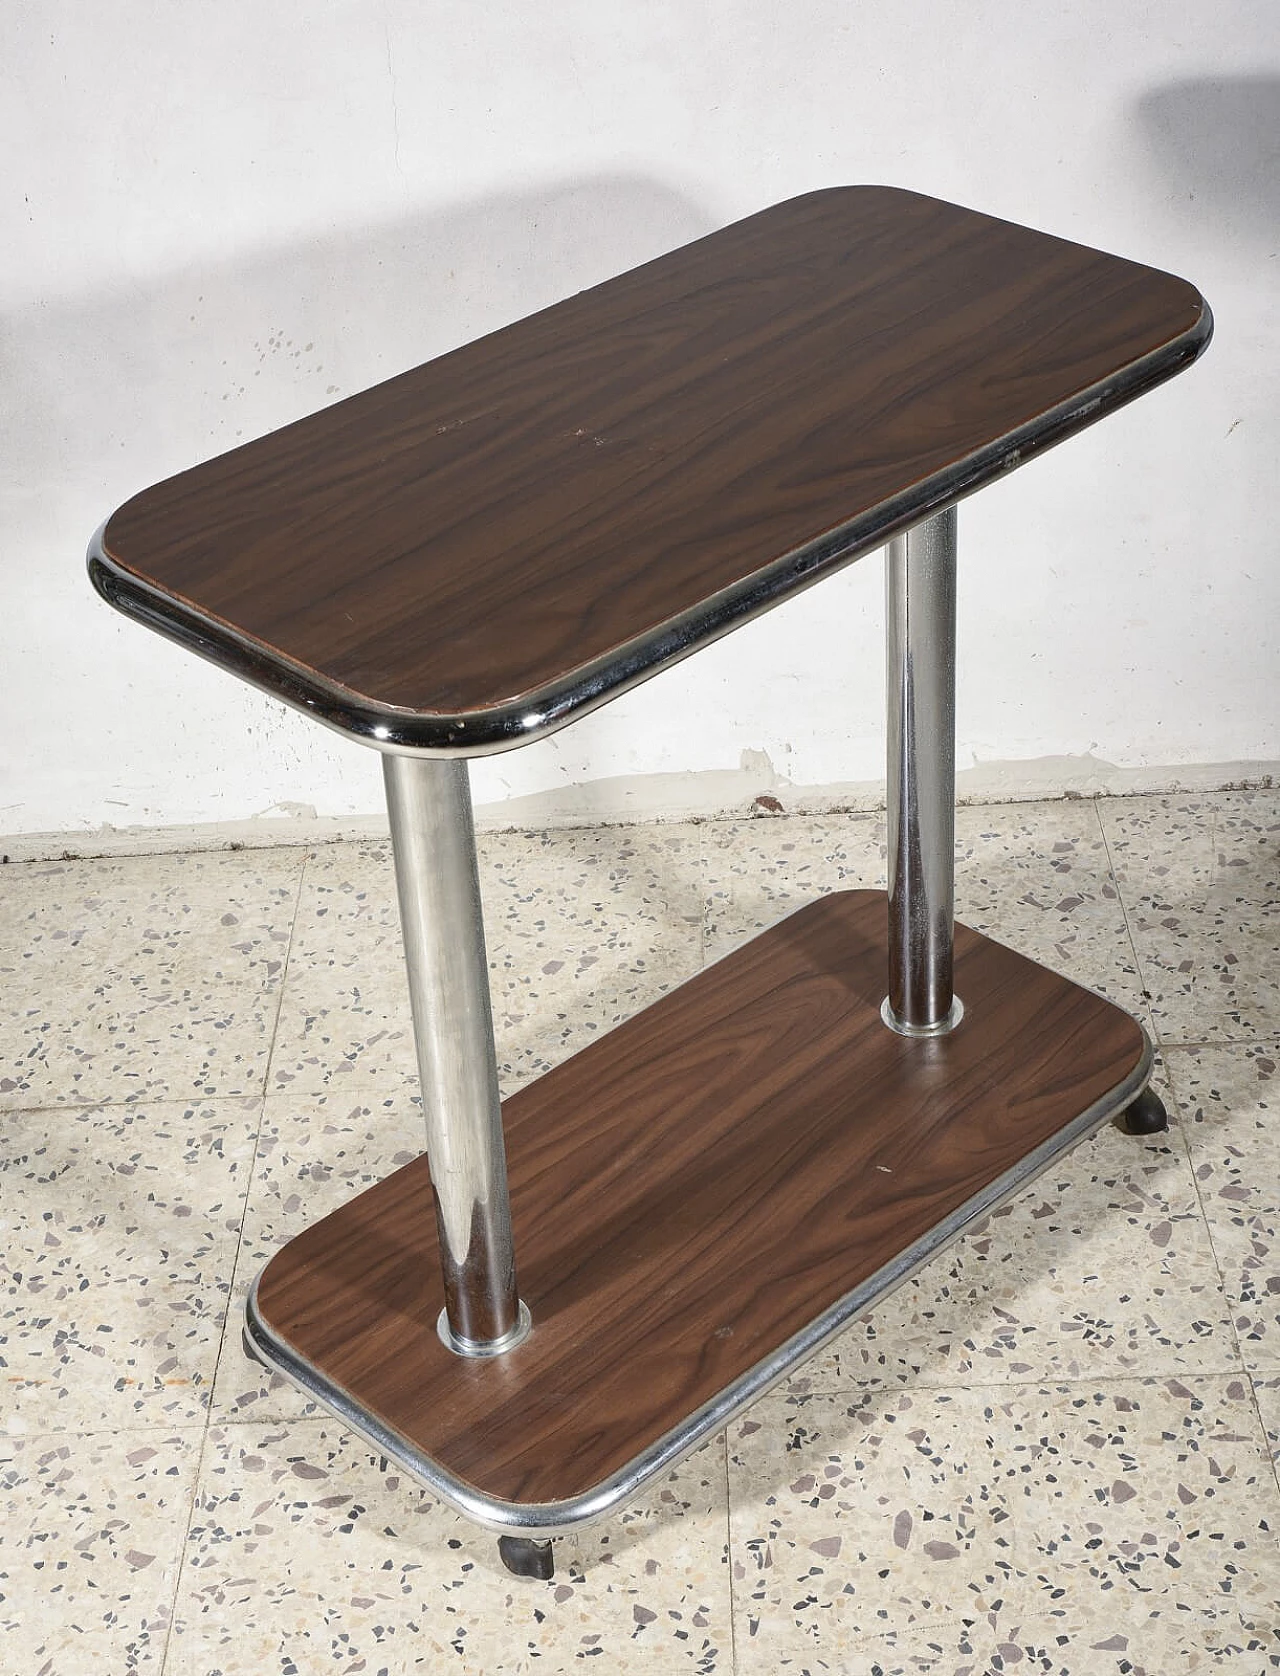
{"left": 482, "top": 823, "right": 703, "bottom": 1086}
{"left": 1011, "top": 1377, "right": 1280, "bottom": 1648}
{"left": 797, "top": 1619, "right": 1280, "bottom": 1675}
{"left": 211, "top": 1086, "right": 424, "bottom": 1423}
{"left": 1166, "top": 1043, "right": 1280, "bottom": 1372}
{"left": 0, "top": 1099, "right": 259, "bottom": 1432}
{"left": 716, "top": 1617, "right": 1280, "bottom": 1674}
{"left": 1100, "top": 791, "right": 1280, "bottom": 1044}
{"left": 0, "top": 1424, "right": 201, "bottom": 1672}
{"left": 269, "top": 826, "right": 703, "bottom": 1098}
{"left": 727, "top": 1382, "right": 1022, "bottom": 1668}
{"left": 167, "top": 1421, "right": 730, "bottom": 1675}
{"left": 935, "top": 1621, "right": 1280, "bottom": 1674}
{"left": 951, "top": 800, "right": 1150, "bottom": 1025}
{"left": 1167, "top": 1042, "right": 1280, "bottom": 1224}
{"left": 727, "top": 1376, "right": 1278, "bottom": 1674}
{"left": 700, "top": 809, "right": 885, "bottom": 963}
{"left": 260, "top": 840, "right": 416, "bottom": 1097}
{"left": 1249, "top": 1374, "right": 1280, "bottom": 1499}
{"left": 743, "top": 1623, "right": 951, "bottom": 1674}
{"left": 1205, "top": 1203, "right": 1280, "bottom": 1377}
{"left": 0, "top": 849, "right": 303, "bottom": 1107}
{"left": 701, "top": 802, "right": 1149, "bottom": 1025}
{"left": 816, "top": 1086, "right": 1233, "bottom": 1393}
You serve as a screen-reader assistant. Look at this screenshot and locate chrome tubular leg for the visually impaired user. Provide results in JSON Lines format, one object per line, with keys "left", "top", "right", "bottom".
{"left": 383, "top": 753, "right": 530, "bottom": 1355}
{"left": 883, "top": 507, "right": 963, "bottom": 1037}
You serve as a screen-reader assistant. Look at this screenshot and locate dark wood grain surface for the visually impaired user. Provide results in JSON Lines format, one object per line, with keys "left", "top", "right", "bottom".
{"left": 98, "top": 188, "right": 1206, "bottom": 736}
{"left": 255, "top": 892, "right": 1144, "bottom": 1507}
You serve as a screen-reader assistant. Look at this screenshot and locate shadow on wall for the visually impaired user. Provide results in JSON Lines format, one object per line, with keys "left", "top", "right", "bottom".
{"left": 1, "top": 174, "right": 714, "bottom": 518}
{"left": 1135, "top": 75, "right": 1280, "bottom": 251}
{"left": 0, "top": 176, "right": 716, "bottom": 832}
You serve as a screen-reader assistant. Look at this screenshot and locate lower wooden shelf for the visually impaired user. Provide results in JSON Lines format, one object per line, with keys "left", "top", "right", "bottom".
{"left": 248, "top": 889, "right": 1148, "bottom": 1534}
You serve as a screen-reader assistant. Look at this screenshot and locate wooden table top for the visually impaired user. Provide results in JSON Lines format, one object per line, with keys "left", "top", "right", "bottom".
{"left": 91, "top": 187, "right": 1209, "bottom": 754}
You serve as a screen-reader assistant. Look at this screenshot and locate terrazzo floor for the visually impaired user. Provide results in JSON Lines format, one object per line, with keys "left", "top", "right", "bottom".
{"left": 2, "top": 789, "right": 1279, "bottom": 1675}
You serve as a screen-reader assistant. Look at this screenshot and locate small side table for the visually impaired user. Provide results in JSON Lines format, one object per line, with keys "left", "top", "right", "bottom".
{"left": 89, "top": 187, "right": 1210, "bottom": 1580}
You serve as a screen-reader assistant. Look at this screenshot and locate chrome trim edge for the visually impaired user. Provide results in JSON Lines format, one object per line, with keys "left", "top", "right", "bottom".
{"left": 89, "top": 300, "right": 1212, "bottom": 759}
{"left": 244, "top": 1028, "right": 1154, "bottom": 1538}
{"left": 881, "top": 994, "right": 965, "bottom": 1037}
{"left": 437, "top": 1301, "right": 533, "bottom": 1358}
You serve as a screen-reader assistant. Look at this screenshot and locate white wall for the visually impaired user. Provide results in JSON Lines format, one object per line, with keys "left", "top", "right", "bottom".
{"left": 3, "top": 2, "right": 1277, "bottom": 840}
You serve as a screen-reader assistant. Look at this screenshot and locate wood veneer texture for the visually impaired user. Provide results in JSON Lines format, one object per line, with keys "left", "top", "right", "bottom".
{"left": 255, "top": 892, "right": 1144, "bottom": 1507}
{"left": 99, "top": 187, "right": 1205, "bottom": 726}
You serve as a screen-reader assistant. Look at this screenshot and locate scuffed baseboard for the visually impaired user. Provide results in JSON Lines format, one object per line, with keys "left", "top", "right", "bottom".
{"left": 2, "top": 754, "right": 1275, "bottom": 864}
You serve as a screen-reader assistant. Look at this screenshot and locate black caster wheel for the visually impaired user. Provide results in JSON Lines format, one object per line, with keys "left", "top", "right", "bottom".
{"left": 498, "top": 1535, "right": 555, "bottom": 1580}
{"left": 1117, "top": 1086, "right": 1168, "bottom": 1136}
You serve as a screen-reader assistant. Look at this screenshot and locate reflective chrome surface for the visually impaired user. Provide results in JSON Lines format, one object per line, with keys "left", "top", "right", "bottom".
{"left": 885, "top": 508, "right": 960, "bottom": 1033}
{"left": 245, "top": 1035, "right": 1153, "bottom": 1537}
{"left": 437, "top": 1301, "right": 532, "bottom": 1359}
{"left": 383, "top": 752, "right": 527, "bottom": 1352}
{"left": 86, "top": 302, "right": 1212, "bottom": 760}
{"left": 880, "top": 994, "right": 964, "bottom": 1038}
